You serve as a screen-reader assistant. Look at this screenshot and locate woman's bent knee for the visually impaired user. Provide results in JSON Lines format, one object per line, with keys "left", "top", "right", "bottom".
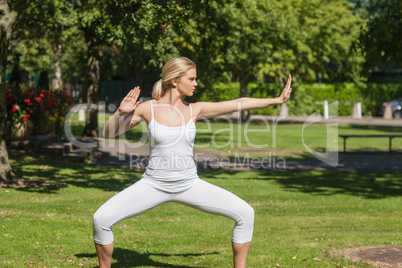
{"left": 248, "top": 205, "right": 255, "bottom": 224}
{"left": 232, "top": 203, "right": 254, "bottom": 243}
{"left": 93, "top": 210, "right": 114, "bottom": 245}
{"left": 93, "top": 211, "right": 111, "bottom": 230}
{"left": 239, "top": 203, "right": 255, "bottom": 225}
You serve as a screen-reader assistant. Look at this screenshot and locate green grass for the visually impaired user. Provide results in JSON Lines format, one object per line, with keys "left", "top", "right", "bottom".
{"left": 1, "top": 153, "right": 401, "bottom": 267}
{"left": 68, "top": 114, "right": 402, "bottom": 158}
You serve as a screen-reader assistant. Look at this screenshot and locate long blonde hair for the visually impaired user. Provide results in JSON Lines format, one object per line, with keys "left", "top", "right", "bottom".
{"left": 152, "top": 57, "right": 196, "bottom": 99}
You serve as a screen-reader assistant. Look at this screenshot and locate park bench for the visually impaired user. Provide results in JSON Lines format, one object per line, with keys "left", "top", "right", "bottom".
{"left": 339, "top": 134, "right": 402, "bottom": 153}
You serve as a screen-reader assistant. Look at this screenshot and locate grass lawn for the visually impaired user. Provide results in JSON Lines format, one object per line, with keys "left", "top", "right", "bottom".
{"left": 1, "top": 153, "right": 401, "bottom": 267}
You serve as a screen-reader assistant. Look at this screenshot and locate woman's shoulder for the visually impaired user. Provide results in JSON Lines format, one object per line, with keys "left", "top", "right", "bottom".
{"left": 190, "top": 101, "right": 208, "bottom": 108}
{"left": 135, "top": 99, "right": 153, "bottom": 115}
{"left": 139, "top": 99, "right": 154, "bottom": 107}
{"left": 188, "top": 101, "right": 206, "bottom": 116}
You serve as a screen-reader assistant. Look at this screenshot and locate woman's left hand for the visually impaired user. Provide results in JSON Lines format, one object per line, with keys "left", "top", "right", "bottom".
{"left": 278, "top": 74, "right": 292, "bottom": 103}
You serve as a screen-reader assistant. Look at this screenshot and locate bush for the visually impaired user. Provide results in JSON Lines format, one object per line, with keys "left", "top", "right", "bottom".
{"left": 248, "top": 82, "right": 282, "bottom": 115}
{"left": 198, "top": 82, "right": 283, "bottom": 115}
{"left": 198, "top": 82, "right": 239, "bottom": 102}
{"left": 5, "top": 85, "right": 74, "bottom": 137}
{"left": 293, "top": 83, "right": 363, "bottom": 116}
{"left": 360, "top": 83, "right": 402, "bottom": 116}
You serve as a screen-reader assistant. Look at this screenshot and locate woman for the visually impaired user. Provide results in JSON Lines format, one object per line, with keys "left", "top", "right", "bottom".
{"left": 94, "top": 57, "right": 292, "bottom": 268}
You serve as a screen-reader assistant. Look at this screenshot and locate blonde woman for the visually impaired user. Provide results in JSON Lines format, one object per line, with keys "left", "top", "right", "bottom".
{"left": 94, "top": 57, "right": 292, "bottom": 268}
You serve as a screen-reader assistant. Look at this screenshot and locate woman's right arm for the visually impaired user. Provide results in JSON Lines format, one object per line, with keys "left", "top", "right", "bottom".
{"left": 195, "top": 75, "right": 292, "bottom": 118}
{"left": 103, "top": 87, "right": 143, "bottom": 138}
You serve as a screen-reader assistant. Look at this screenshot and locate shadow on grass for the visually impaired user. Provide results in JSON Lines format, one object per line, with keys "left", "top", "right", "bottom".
{"left": 273, "top": 171, "right": 402, "bottom": 199}
{"left": 9, "top": 152, "right": 143, "bottom": 194}
{"left": 198, "top": 169, "right": 402, "bottom": 199}
{"left": 76, "top": 247, "right": 216, "bottom": 267}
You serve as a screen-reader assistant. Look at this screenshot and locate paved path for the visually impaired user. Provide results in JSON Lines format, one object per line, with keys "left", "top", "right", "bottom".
{"left": 90, "top": 116, "right": 402, "bottom": 173}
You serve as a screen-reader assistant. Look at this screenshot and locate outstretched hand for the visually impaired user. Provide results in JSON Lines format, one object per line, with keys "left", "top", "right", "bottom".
{"left": 118, "top": 86, "right": 140, "bottom": 115}
{"left": 278, "top": 74, "right": 292, "bottom": 103}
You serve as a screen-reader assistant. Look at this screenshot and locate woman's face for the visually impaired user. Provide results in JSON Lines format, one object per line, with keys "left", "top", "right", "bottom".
{"left": 176, "top": 68, "right": 198, "bottom": 97}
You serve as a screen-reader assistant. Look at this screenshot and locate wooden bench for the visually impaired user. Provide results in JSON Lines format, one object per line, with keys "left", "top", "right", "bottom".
{"left": 339, "top": 135, "right": 402, "bottom": 153}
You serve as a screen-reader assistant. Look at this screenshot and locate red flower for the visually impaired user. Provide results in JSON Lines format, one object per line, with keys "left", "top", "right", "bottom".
{"left": 47, "top": 100, "right": 56, "bottom": 109}
{"left": 23, "top": 114, "right": 30, "bottom": 121}
{"left": 9, "top": 105, "right": 18, "bottom": 114}
{"left": 23, "top": 98, "right": 33, "bottom": 106}
{"left": 35, "top": 97, "right": 42, "bottom": 102}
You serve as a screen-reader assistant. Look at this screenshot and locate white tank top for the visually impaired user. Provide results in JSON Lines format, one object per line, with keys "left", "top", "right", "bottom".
{"left": 141, "top": 100, "right": 199, "bottom": 193}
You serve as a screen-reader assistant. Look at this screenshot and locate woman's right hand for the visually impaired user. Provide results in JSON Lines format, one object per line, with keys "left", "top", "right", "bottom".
{"left": 278, "top": 74, "right": 292, "bottom": 104}
{"left": 118, "top": 86, "right": 141, "bottom": 116}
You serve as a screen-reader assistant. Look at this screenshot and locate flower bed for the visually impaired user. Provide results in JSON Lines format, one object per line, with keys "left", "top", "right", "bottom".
{"left": 5, "top": 85, "right": 74, "bottom": 138}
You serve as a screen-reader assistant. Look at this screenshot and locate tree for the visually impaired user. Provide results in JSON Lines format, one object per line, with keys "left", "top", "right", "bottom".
{"left": 13, "top": 0, "right": 70, "bottom": 89}
{"left": 221, "top": 1, "right": 277, "bottom": 120}
{"left": 166, "top": 0, "right": 279, "bottom": 119}
{"left": 60, "top": 0, "right": 193, "bottom": 137}
{"left": 355, "top": 0, "right": 402, "bottom": 74}
{"left": 170, "top": 0, "right": 363, "bottom": 119}
{"left": 0, "top": 0, "right": 32, "bottom": 187}
{"left": 198, "top": 2, "right": 360, "bottom": 88}
{"left": 278, "top": 0, "right": 365, "bottom": 82}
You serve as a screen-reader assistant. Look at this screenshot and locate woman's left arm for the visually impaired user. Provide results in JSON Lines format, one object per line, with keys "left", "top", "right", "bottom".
{"left": 196, "top": 74, "right": 292, "bottom": 118}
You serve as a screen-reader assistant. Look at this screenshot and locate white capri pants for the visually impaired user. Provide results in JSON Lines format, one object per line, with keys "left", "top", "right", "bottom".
{"left": 93, "top": 179, "right": 254, "bottom": 245}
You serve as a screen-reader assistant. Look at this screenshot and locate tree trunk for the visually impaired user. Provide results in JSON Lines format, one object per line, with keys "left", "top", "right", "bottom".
{"left": 0, "top": 0, "right": 29, "bottom": 187}
{"left": 0, "top": 42, "right": 18, "bottom": 185}
{"left": 51, "top": 40, "right": 63, "bottom": 90}
{"left": 82, "top": 24, "right": 99, "bottom": 137}
{"left": 239, "top": 76, "right": 250, "bottom": 121}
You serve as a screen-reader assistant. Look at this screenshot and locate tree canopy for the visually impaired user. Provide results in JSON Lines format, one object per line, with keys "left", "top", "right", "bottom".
{"left": 354, "top": 0, "right": 402, "bottom": 74}
{"left": 12, "top": 0, "right": 375, "bottom": 93}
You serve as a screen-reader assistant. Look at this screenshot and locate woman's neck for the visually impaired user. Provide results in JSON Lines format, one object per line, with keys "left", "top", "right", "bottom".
{"left": 158, "top": 89, "right": 184, "bottom": 106}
